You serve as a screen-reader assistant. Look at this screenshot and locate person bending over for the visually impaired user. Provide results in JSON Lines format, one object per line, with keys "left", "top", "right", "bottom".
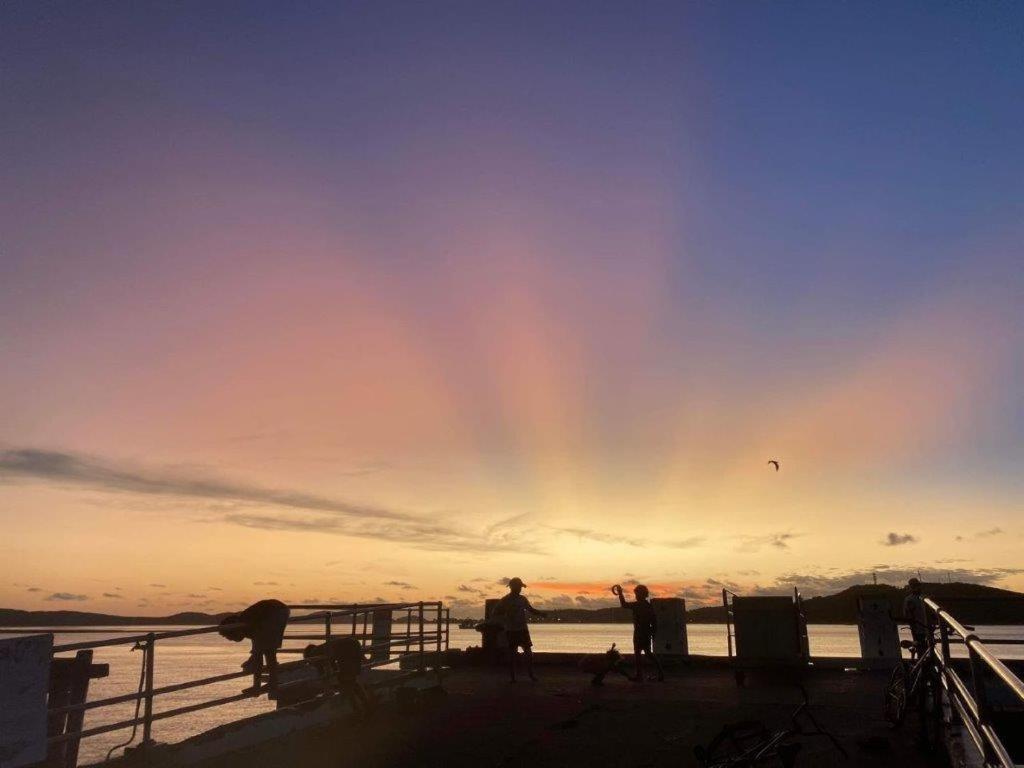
{"left": 612, "top": 584, "right": 664, "bottom": 683}
{"left": 218, "top": 598, "right": 290, "bottom": 691}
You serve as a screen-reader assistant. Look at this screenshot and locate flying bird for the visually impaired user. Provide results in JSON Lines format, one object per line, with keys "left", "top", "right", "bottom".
{"left": 768, "top": 460, "right": 780, "bottom": 471}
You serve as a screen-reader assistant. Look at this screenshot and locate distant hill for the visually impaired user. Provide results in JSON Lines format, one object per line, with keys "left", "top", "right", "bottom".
{"left": 0, "top": 609, "right": 227, "bottom": 627}
{"left": 686, "top": 582, "right": 1024, "bottom": 625}
{"left": 4, "top": 582, "right": 1024, "bottom": 628}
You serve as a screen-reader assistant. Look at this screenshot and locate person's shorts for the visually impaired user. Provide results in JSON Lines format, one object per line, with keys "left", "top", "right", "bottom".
{"left": 252, "top": 604, "right": 291, "bottom": 652}
{"left": 633, "top": 630, "right": 653, "bottom": 653}
{"left": 507, "top": 629, "right": 533, "bottom": 650}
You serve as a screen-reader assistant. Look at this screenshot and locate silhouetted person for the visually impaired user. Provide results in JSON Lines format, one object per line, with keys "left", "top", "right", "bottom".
{"left": 494, "top": 577, "right": 547, "bottom": 682}
{"left": 612, "top": 584, "right": 664, "bottom": 682}
{"left": 303, "top": 637, "right": 371, "bottom": 713}
{"left": 219, "top": 598, "right": 290, "bottom": 692}
{"left": 903, "top": 578, "right": 928, "bottom": 653}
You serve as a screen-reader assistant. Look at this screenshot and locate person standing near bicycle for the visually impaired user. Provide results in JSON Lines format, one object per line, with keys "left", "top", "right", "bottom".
{"left": 903, "top": 577, "right": 929, "bottom": 653}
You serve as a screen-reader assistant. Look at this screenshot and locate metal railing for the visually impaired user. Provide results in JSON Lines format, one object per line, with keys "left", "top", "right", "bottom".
{"left": 45, "top": 601, "right": 449, "bottom": 764}
{"left": 925, "top": 598, "right": 1024, "bottom": 768}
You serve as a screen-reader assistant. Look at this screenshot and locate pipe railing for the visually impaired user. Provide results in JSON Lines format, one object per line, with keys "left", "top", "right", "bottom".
{"left": 44, "top": 601, "right": 448, "bottom": 763}
{"left": 925, "top": 598, "right": 1024, "bottom": 768}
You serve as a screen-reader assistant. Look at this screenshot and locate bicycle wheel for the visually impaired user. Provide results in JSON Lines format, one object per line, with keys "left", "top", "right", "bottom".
{"left": 884, "top": 663, "right": 908, "bottom": 725}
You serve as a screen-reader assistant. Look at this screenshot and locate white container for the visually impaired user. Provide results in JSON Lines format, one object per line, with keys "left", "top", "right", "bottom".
{"left": 651, "top": 597, "right": 689, "bottom": 655}
{"left": 857, "top": 597, "right": 900, "bottom": 660}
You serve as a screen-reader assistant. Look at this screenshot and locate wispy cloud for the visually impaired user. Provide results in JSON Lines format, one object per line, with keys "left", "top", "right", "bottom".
{"left": 102, "top": 592, "right": 123, "bottom": 598}
{"left": 0, "top": 447, "right": 544, "bottom": 554}
{"left": 221, "top": 512, "right": 534, "bottom": 553}
{"left": 736, "top": 532, "right": 800, "bottom": 552}
{"left": 384, "top": 580, "right": 416, "bottom": 590}
{"left": 883, "top": 532, "right": 918, "bottom": 546}
{"left": 665, "top": 536, "right": 705, "bottom": 549}
{"left": 26, "top": 587, "right": 42, "bottom": 592}
{"left": 957, "top": 527, "right": 1006, "bottom": 542}
{"left": 551, "top": 527, "right": 646, "bottom": 547}
{"left": 45, "top": 592, "right": 88, "bottom": 601}
{"left": 0, "top": 448, "right": 410, "bottom": 521}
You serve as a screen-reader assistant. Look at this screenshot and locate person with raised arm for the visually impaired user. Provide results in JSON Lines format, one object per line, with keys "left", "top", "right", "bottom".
{"left": 611, "top": 583, "right": 664, "bottom": 683}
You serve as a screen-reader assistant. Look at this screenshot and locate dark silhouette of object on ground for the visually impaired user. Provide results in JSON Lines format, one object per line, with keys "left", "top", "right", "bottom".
{"left": 218, "top": 598, "right": 289, "bottom": 692}
{"left": 768, "top": 459, "right": 780, "bottom": 471}
{"left": 612, "top": 583, "right": 665, "bottom": 682}
{"left": 493, "top": 577, "right": 548, "bottom": 682}
{"left": 579, "top": 643, "right": 630, "bottom": 686}
{"left": 695, "top": 684, "right": 847, "bottom": 766}
{"left": 303, "top": 637, "right": 372, "bottom": 714}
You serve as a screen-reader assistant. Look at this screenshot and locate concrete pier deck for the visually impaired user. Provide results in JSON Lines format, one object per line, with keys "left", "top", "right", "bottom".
{"left": 113, "top": 662, "right": 940, "bottom": 768}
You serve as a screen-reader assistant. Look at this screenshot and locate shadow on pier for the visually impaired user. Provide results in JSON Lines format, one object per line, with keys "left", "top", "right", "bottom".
{"left": 110, "top": 663, "right": 935, "bottom": 768}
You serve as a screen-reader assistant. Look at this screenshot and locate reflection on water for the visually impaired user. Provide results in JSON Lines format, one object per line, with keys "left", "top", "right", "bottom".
{"left": 5, "top": 623, "right": 1023, "bottom": 765}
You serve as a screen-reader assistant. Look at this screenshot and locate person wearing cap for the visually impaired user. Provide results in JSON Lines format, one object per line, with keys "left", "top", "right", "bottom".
{"left": 903, "top": 578, "right": 928, "bottom": 653}
{"left": 218, "top": 598, "right": 290, "bottom": 691}
{"left": 494, "top": 577, "right": 548, "bottom": 682}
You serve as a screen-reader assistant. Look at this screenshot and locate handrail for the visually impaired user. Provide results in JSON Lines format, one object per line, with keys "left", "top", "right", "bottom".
{"left": 924, "top": 597, "right": 1023, "bottom": 768}
{"left": 43, "top": 600, "right": 448, "bottom": 765}
{"left": 51, "top": 602, "right": 436, "bottom": 652}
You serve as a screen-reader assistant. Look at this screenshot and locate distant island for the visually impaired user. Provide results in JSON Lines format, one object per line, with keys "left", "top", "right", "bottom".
{"left": 4, "top": 582, "right": 1024, "bottom": 628}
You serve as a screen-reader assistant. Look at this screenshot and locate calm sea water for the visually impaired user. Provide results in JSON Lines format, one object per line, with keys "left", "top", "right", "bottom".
{"left": 7, "top": 623, "right": 1024, "bottom": 765}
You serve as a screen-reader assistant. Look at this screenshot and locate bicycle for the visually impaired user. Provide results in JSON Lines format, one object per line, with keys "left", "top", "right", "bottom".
{"left": 883, "top": 625, "right": 972, "bottom": 747}
{"left": 694, "top": 685, "right": 847, "bottom": 767}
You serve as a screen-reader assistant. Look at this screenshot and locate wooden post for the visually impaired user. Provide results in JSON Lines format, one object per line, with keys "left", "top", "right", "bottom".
{"left": 46, "top": 650, "right": 97, "bottom": 768}
{"left": 64, "top": 650, "right": 94, "bottom": 768}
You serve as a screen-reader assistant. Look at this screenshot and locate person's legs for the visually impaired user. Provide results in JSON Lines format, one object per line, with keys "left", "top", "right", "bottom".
{"left": 523, "top": 647, "right": 537, "bottom": 681}
{"left": 648, "top": 649, "right": 665, "bottom": 681}
{"left": 507, "top": 633, "right": 518, "bottom": 682}
{"left": 265, "top": 649, "right": 279, "bottom": 692}
{"left": 241, "top": 640, "right": 263, "bottom": 673}
{"left": 632, "top": 642, "right": 645, "bottom": 683}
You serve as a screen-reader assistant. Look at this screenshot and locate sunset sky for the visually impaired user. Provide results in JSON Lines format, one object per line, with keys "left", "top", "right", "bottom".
{"left": 2, "top": 2, "right": 1022, "bottom": 616}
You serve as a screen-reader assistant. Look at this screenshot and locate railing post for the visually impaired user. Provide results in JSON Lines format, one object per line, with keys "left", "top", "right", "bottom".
{"left": 445, "top": 607, "right": 450, "bottom": 650}
{"left": 406, "top": 608, "right": 412, "bottom": 654}
{"left": 142, "top": 633, "right": 156, "bottom": 746}
{"left": 418, "top": 602, "right": 425, "bottom": 672}
{"left": 435, "top": 602, "right": 443, "bottom": 677}
{"left": 325, "top": 612, "right": 332, "bottom": 641}
{"left": 937, "top": 620, "right": 957, "bottom": 725}
{"left": 723, "top": 589, "right": 733, "bottom": 659}
{"left": 967, "top": 640, "right": 999, "bottom": 764}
